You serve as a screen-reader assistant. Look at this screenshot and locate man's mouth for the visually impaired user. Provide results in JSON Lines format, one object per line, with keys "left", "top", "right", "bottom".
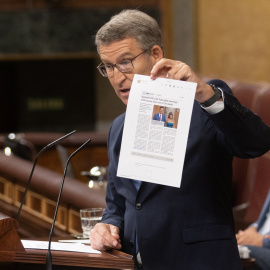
{"left": 120, "top": 89, "right": 130, "bottom": 93}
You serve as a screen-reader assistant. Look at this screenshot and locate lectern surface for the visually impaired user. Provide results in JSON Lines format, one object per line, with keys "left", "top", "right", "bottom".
{"left": 0, "top": 248, "right": 134, "bottom": 270}
{"left": 0, "top": 213, "right": 134, "bottom": 269}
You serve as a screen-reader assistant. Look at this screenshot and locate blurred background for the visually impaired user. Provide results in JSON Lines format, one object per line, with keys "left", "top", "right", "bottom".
{"left": 0, "top": 0, "right": 269, "bottom": 134}
{"left": 0, "top": 0, "right": 270, "bottom": 239}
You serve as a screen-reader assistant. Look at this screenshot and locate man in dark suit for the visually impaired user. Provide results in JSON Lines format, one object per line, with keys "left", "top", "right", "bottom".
{"left": 236, "top": 189, "right": 270, "bottom": 270}
{"left": 90, "top": 9, "right": 270, "bottom": 270}
{"left": 153, "top": 106, "right": 166, "bottom": 124}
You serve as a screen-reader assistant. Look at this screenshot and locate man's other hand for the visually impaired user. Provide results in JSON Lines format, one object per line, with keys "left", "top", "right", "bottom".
{"left": 90, "top": 223, "right": 122, "bottom": 251}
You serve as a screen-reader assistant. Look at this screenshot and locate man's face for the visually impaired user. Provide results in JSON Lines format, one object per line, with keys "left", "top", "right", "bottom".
{"left": 159, "top": 108, "right": 164, "bottom": 114}
{"left": 99, "top": 38, "right": 159, "bottom": 105}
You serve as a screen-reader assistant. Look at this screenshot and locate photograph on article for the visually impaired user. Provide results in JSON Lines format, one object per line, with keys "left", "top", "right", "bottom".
{"left": 152, "top": 105, "right": 180, "bottom": 129}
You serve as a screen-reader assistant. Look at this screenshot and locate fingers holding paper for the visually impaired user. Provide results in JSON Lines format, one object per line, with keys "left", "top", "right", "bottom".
{"left": 150, "top": 58, "right": 192, "bottom": 80}
{"left": 150, "top": 58, "right": 214, "bottom": 103}
{"left": 90, "top": 223, "right": 122, "bottom": 251}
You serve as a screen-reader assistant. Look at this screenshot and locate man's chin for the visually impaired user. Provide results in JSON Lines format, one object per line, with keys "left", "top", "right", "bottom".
{"left": 118, "top": 92, "right": 130, "bottom": 105}
{"left": 122, "top": 98, "right": 128, "bottom": 105}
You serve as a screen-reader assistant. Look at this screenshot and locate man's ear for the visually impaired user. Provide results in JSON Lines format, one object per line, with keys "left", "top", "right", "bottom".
{"left": 151, "top": 45, "right": 163, "bottom": 63}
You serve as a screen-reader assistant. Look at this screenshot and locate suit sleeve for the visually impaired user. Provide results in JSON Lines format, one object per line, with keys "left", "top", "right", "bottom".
{"left": 263, "top": 236, "right": 270, "bottom": 249}
{"left": 100, "top": 122, "right": 125, "bottom": 231}
{"left": 101, "top": 169, "right": 125, "bottom": 231}
{"left": 206, "top": 79, "right": 270, "bottom": 158}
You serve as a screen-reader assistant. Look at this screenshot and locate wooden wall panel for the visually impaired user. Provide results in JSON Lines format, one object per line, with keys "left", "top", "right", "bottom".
{"left": 195, "top": 0, "right": 270, "bottom": 83}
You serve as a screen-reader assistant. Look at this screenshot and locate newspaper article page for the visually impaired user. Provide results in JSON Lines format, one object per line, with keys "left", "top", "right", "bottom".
{"left": 117, "top": 74, "right": 196, "bottom": 188}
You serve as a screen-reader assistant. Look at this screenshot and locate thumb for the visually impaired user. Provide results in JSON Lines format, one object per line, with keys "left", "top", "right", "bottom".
{"left": 109, "top": 225, "right": 121, "bottom": 248}
{"left": 110, "top": 225, "right": 119, "bottom": 236}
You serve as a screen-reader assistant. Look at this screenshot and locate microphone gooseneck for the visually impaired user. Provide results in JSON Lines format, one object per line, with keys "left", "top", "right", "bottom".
{"left": 46, "top": 138, "right": 91, "bottom": 270}
{"left": 15, "top": 130, "right": 76, "bottom": 221}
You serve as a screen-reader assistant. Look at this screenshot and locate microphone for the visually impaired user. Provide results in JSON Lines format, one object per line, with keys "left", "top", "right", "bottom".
{"left": 15, "top": 130, "right": 77, "bottom": 221}
{"left": 46, "top": 138, "right": 91, "bottom": 270}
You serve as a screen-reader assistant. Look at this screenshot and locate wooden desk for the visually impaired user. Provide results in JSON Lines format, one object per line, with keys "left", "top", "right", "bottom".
{"left": 0, "top": 248, "right": 134, "bottom": 270}
{"left": 0, "top": 212, "right": 134, "bottom": 269}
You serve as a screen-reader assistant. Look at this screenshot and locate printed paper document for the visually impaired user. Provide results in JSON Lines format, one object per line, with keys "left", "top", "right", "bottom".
{"left": 21, "top": 240, "right": 101, "bottom": 254}
{"left": 117, "top": 74, "right": 196, "bottom": 188}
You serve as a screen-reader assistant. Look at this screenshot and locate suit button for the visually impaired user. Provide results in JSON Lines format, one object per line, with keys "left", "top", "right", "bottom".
{"left": 135, "top": 203, "right": 142, "bottom": 210}
{"left": 129, "top": 240, "right": 134, "bottom": 248}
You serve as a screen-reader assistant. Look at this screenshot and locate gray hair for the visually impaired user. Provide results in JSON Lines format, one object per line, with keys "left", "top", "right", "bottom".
{"left": 95, "top": 9, "right": 163, "bottom": 53}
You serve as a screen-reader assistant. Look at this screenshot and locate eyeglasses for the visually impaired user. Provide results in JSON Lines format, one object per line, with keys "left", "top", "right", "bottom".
{"left": 97, "top": 49, "right": 149, "bottom": 77}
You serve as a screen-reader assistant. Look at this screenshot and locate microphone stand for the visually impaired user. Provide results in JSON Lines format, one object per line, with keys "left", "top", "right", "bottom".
{"left": 15, "top": 130, "right": 76, "bottom": 221}
{"left": 46, "top": 139, "right": 91, "bottom": 270}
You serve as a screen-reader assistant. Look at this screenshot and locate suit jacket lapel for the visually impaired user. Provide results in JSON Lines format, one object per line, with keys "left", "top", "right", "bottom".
{"left": 113, "top": 114, "right": 139, "bottom": 196}
{"left": 136, "top": 181, "right": 160, "bottom": 201}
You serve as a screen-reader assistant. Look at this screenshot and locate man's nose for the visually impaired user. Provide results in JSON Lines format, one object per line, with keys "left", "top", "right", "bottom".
{"left": 113, "top": 68, "right": 126, "bottom": 84}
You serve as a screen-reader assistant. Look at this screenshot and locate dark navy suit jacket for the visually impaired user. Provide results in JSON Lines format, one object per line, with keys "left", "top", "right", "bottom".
{"left": 102, "top": 80, "right": 270, "bottom": 270}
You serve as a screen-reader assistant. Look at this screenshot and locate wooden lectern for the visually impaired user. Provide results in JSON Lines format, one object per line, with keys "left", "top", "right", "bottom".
{"left": 0, "top": 213, "right": 25, "bottom": 252}
{"left": 0, "top": 213, "right": 134, "bottom": 269}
